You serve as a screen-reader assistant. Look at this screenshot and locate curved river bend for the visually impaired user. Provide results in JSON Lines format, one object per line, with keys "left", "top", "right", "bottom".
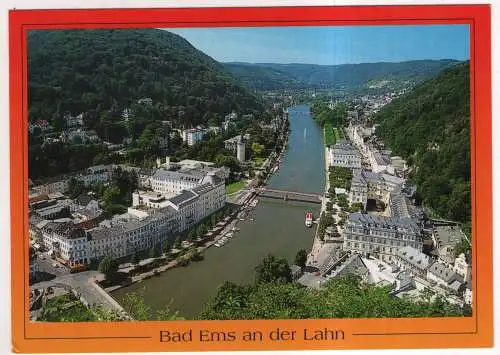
{"left": 112, "top": 105, "right": 326, "bottom": 319}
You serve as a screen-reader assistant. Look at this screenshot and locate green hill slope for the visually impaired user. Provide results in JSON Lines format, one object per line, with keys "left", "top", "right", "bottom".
{"left": 28, "top": 29, "right": 266, "bottom": 129}
{"left": 375, "top": 62, "right": 470, "bottom": 226}
{"left": 224, "top": 59, "right": 460, "bottom": 91}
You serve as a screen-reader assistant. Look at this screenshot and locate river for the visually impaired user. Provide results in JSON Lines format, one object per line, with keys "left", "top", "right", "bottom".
{"left": 111, "top": 105, "right": 326, "bottom": 319}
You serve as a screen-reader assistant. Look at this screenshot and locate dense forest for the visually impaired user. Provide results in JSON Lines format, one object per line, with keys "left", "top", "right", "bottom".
{"left": 27, "top": 29, "right": 277, "bottom": 180}
{"left": 28, "top": 29, "right": 267, "bottom": 128}
{"left": 225, "top": 59, "right": 460, "bottom": 91}
{"left": 374, "top": 62, "right": 471, "bottom": 227}
{"left": 224, "top": 62, "right": 304, "bottom": 91}
{"left": 199, "top": 254, "right": 469, "bottom": 320}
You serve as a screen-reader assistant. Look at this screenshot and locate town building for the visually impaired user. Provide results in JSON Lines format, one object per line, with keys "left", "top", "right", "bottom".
{"left": 431, "top": 224, "right": 467, "bottom": 264}
{"left": 388, "top": 191, "right": 424, "bottom": 220}
{"left": 29, "top": 120, "right": 53, "bottom": 134}
{"left": 427, "top": 261, "right": 464, "bottom": 295}
{"left": 77, "top": 165, "right": 112, "bottom": 186}
{"left": 394, "top": 246, "right": 431, "bottom": 278}
{"left": 64, "top": 113, "right": 84, "bottom": 129}
{"left": 223, "top": 112, "right": 237, "bottom": 131}
{"left": 348, "top": 169, "right": 406, "bottom": 208}
{"left": 344, "top": 212, "right": 424, "bottom": 263}
{"left": 40, "top": 222, "right": 88, "bottom": 267}
{"left": 328, "top": 140, "right": 362, "bottom": 168}
{"left": 453, "top": 253, "right": 468, "bottom": 279}
{"left": 150, "top": 169, "right": 205, "bottom": 194}
{"left": 182, "top": 127, "right": 206, "bottom": 146}
{"left": 237, "top": 139, "right": 246, "bottom": 162}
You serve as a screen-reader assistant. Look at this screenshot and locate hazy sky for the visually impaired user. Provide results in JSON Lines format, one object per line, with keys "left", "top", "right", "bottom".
{"left": 166, "top": 25, "right": 469, "bottom": 65}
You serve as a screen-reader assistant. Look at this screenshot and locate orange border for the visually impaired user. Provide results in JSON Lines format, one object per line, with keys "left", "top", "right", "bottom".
{"left": 9, "top": 5, "right": 492, "bottom": 353}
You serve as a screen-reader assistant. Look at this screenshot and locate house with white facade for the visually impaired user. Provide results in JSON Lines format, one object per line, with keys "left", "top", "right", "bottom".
{"left": 328, "top": 140, "right": 362, "bottom": 169}
{"left": 182, "top": 127, "right": 206, "bottom": 146}
{"left": 150, "top": 169, "right": 205, "bottom": 194}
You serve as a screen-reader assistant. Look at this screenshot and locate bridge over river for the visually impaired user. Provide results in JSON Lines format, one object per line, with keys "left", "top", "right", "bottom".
{"left": 257, "top": 188, "right": 323, "bottom": 204}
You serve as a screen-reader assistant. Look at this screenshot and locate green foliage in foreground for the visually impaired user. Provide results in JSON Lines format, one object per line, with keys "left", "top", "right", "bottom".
{"left": 121, "top": 287, "right": 183, "bottom": 321}
{"left": 38, "top": 294, "right": 120, "bottom": 322}
{"left": 200, "top": 274, "right": 467, "bottom": 320}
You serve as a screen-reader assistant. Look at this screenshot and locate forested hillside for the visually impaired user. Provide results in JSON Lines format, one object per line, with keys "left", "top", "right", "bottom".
{"left": 225, "top": 59, "right": 460, "bottom": 91}
{"left": 374, "top": 62, "right": 470, "bottom": 226}
{"left": 224, "top": 62, "right": 304, "bottom": 91}
{"left": 28, "top": 29, "right": 266, "bottom": 130}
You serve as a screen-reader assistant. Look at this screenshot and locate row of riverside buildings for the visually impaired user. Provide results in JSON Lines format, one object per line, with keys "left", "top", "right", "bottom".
{"left": 29, "top": 160, "right": 227, "bottom": 269}
{"left": 324, "top": 122, "right": 471, "bottom": 304}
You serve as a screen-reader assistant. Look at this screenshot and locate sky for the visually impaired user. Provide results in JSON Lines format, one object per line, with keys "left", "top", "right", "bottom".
{"left": 166, "top": 25, "right": 469, "bottom": 65}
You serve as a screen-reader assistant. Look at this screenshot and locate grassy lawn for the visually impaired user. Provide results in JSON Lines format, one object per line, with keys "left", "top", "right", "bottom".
{"left": 225, "top": 181, "right": 246, "bottom": 195}
{"left": 324, "top": 122, "right": 335, "bottom": 147}
{"left": 332, "top": 127, "right": 343, "bottom": 141}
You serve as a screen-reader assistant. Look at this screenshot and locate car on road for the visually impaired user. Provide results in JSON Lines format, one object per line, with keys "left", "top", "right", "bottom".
{"left": 52, "top": 262, "right": 59, "bottom": 268}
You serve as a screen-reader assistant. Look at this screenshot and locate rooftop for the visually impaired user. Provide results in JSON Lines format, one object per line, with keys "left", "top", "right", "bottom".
{"left": 428, "top": 261, "right": 460, "bottom": 283}
{"left": 152, "top": 169, "right": 203, "bottom": 182}
{"left": 168, "top": 190, "right": 197, "bottom": 207}
{"left": 434, "top": 225, "right": 465, "bottom": 247}
{"left": 348, "top": 212, "right": 422, "bottom": 233}
{"left": 296, "top": 273, "right": 327, "bottom": 289}
{"left": 395, "top": 246, "right": 431, "bottom": 270}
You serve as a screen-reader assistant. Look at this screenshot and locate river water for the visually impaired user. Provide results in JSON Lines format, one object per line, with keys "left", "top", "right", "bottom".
{"left": 112, "top": 105, "right": 326, "bottom": 319}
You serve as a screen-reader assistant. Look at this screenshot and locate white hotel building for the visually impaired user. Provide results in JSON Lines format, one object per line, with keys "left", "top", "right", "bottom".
{"left": 38, "top": 172, "right": 226, "bottom": 266}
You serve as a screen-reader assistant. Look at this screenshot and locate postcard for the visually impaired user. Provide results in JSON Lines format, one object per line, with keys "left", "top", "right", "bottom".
{"left": 9, "top": 4, "right": 492, "bottom": 353}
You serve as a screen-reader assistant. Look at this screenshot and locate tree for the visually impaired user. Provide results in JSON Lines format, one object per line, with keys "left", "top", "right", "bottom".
{"left": 187, "top": 229, "right": 196, "bottom": 242}
{"left": 101, "top": 185, "right": 122, "bottom": 206}
{"left": 349, "top": 202, "right": 364, "bottom": 213}
{"left": 98, "top": 256, "right": 118, "bottom": 277}
{"left": 200, "top": 275, "right": 466, "bottom": 321}
{"left": 255, "top": 254, "right": 292, "bottom": 284}
{"left": 67, "top": 177, "right": 86, "bottom": 198}
{"left": 196, "top": 223, "right": 208, "bottom": 237}
{"left": 295, "top": 249, "right": 308, "bottom": 269}
{"left": 149, "top": 244, "right": 161, "bottom": 258}
{"left": 251, "top": 142, "right": 264, "bottom": 157}
{"left": 130, "top": 251, "right": 140, "bottom": 265}
{"left": 174, "top": 236, "right": 182, "bottom": 249}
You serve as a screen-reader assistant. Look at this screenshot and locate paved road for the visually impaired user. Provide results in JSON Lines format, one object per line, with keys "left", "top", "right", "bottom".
{"left": 31, "top": 256, "right": 124, "bottom": 313}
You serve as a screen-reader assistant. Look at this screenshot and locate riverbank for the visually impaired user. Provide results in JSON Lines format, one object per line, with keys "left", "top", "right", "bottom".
{"left": 111, "top": 105, "right": 323, "bottom": 318}
{"left": 104, "top": 114, "right": 291, "bottom": 296}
